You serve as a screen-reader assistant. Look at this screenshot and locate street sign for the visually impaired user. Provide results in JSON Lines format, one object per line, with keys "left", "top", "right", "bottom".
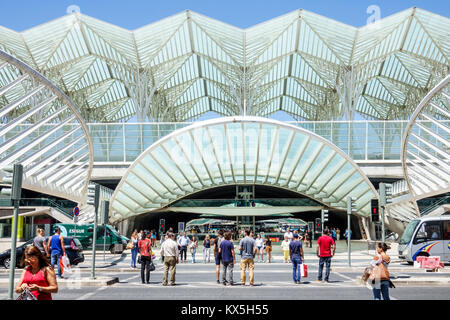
{"left": 178, "top": 221, "right": 185, "bottom": 232}
{"left": 73, "top": 206, "right": 80, "bottom": 217}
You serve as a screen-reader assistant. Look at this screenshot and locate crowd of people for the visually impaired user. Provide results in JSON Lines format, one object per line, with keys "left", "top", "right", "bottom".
{"left": 125, "top": 225, "right": 391, "bottom": 300}
{"left": 13, "top": 224, "right": 391, "bottom": 300}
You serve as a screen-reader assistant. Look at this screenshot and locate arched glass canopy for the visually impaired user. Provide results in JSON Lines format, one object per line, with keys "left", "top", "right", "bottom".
{"left": 110, "top": 117, "right": 378, "bottom": 222}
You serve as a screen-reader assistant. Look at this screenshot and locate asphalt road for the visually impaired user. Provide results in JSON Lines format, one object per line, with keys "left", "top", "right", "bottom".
{"left": 2, "top": 262, "right": 449, "bottom": 300}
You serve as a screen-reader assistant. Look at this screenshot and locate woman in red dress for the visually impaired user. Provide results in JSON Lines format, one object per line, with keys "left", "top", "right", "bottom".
{"left": 15, "top": 245, "right": 58, "bottom": 300}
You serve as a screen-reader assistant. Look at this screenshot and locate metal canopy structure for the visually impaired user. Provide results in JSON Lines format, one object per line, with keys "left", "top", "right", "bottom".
{"left": 386, "top": 75, "right": 449, "bottom": 227}
{"left": 0, "top": 8, "right": 448, "bottom": 122}
{"left": 0, "top": 49, "right": 93, "bottom": 203}
{"left": 109, "top": 116, "right": 378, "bottom": 223}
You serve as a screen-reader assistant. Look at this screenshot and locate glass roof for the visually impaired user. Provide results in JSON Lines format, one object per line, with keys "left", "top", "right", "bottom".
{"left": 110, "top": 116, "right": 378, "bottom": 222}
{"left": 0, "top": 8, "right": 448, "bottom": 122}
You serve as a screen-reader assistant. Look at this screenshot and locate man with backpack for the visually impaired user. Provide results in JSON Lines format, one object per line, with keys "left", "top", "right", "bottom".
{"left": 213, "top": 230, "right": 224, "bottom": 284}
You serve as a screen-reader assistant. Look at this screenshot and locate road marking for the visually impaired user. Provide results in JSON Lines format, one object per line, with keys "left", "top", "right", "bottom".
{"left": 76, "top": 286, "right": 108, "bottom": 300}
{"left": 334, "top": 272, "right": 355, "bottom": 282}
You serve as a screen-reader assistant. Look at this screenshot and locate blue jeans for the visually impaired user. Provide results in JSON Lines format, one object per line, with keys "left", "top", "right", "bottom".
{"left": 292, "top": 257, "right": 302, "bottom": 282}
{"left": 51, "top": 253, "right": 62, "bottom": 277}
{"left": 191, "top": 247, "right": 196, "bottom": 263}
{"left": 373, "top": 280, "right": 390, "bottom": 300}
{"left": 131, "top": 247, "right": 138, "bottom": 267}
{"left": 318, "top": 256, "right": 331, "bottom": 281}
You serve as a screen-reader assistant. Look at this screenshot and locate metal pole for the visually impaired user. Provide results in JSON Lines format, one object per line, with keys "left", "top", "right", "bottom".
{"left": 347, "top": 210, "right": 351, "bottom": 267}
{"left": 7, "top": 200, "right": 19, "bottom": 300}
{"left": 91, "top": 205, "right": 98, "bottom": 279}
{"left": 379, "top": 182, "right": 386, "bottom": 243}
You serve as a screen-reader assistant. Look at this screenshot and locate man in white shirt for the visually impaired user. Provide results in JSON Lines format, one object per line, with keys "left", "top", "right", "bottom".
{"left": 284, "top": 227, "right": 294, "bottom": 242}
{"left": 160, "top": 232, "right": 179, "bottom": 286}
{"left": 177, "top": 232, "right": 190, "bottom": 263}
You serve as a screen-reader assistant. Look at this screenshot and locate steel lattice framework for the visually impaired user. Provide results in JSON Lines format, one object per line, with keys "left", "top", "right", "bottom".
{"left": 0, "top": 49, "right": 93, "bottom": 203}
{"left": 0, "top": 8, "right": 448, "bottom": 122}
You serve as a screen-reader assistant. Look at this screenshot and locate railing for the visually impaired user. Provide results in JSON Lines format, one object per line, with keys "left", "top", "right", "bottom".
{"left": 419, "top": 195, "right": 450, "bottom": 217}
{"left": 0, "top": 197, "right": 76, "bottom": 219}
{"left": 171, "top": 198, "right": 322, "bottom": 207}
{"left": 2, "top": 120, "right": 448, "bottom": 163}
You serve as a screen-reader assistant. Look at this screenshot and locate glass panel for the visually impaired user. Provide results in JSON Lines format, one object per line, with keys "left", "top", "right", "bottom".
{"left": 367, "top": 122, "right": 384, "bottom": 160}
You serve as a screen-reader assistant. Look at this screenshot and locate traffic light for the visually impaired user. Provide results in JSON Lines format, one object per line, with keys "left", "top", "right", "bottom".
{"left": 1, "top": 164, "right": 23, "bottom": 201}
{"left": 322, "top": 209, "right": 329, "bottom": 223}
{"left": 87, "top": 183, "right": 100, "bottom": 211}
{"left": 159, "top": 218, "right": 165, "bottom": 234}
{"left": 315, "top": 217, "right": 322, "bottom": 233}
{"left": 347, "top": 197, "right": 357, "bottom": 215}
{"left": 371, "top": 198, "right": 379, "bottom": 222}
{"left": 379, "top": 183, "right": 393, "bottom": 207}
{"left": 101, "top": 200, "right": 109, "bottom": 225}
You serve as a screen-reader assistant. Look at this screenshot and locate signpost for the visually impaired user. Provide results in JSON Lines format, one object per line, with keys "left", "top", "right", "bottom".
{"left": 1, "top": 164, "right": 23, "bottom": 300}
{"left": 73, "top": 206, "right": 79, "bottom": 224}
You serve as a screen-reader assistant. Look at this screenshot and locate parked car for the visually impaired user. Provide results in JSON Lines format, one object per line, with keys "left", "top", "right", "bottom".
{"left": 0, "top": 237, "right": 84, "bottom": 269}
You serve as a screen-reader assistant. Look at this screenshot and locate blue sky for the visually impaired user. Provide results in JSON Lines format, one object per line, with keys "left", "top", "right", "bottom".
{"left": 0, "top": 0, "right": 448, "bottom": 31}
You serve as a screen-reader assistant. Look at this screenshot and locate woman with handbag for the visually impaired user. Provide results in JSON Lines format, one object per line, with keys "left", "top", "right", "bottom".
{"left": 369, "top": 243, "right": 392, "bottom": 300}
{"left": 129, "top": 231, "right": 139, "bottom": 269}
{"left": 138, "top": 231, "right": 153, "bottom": 284}
{"left": 15, "top": 245, "right": 58, "bottom": 300}
{"left": 190, "top": 236, "right": 198, "bottom": 263}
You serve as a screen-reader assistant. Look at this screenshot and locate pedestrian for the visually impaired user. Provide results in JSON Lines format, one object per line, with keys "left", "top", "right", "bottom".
{"left": 331, "top": 228, "right": 337, "bottom": 241}
{"left": 15, "top": 245, "right": 58, "bottom": 300}
{"left": 137, "top": 229, "right": 144, "bottom": 241}
{"left": 138, "top": 231, "right": 153, "bottom": 284}
{"left": 303, "top": 229, "right": 310, "bottom": 248}
{"left": 151, "top": 229, "right": 157, "bottom": 247}
{"left": 265, "top": 236, "right": 272, "bottom": 263}
{"left": 308, "top": 229, "right": 313, "bottom": 248}
{"left": 281, "top": 236, "right": 290, "bottom": 263}
{"left": 160, "top": 232, "right": 179, "bottom": 286}
{"left": 213, "top": 230, "right": 224, "bottom": 284}
{"left": 344, "top": 228, "right": 352, "bottom": 245}
{"left": 130, "top": 230, "right": 139, "bottom": 269}
{"left": 284, "top": 227, "right": 293, "bottom": 242}
{"left": 316, "top": 229, "right": 335, "bottom": 283}
{"left": 239, "top": 229, "right": 257, "bottom": 286}
{"left": 336, "top": 228, "right": 340, "bottom": 241}
{"left": 33, "top": 228, "right": 48, "bottom": 257}
{"left": 178, "top": 232, "right": 190, "bottom": 263}
{"left": 219, "top": 231, "right": 235, "bottom": 286}
{"left": 203, "top": 235, "right": 211, "bottom": 263}
{"left": 190, "top": 235, "right": 198, "bottom": 263}
{"left": 289, "top": 233, "right": 304, "bottom": 284}
{"left": 370, "top": 243, "right": 392, "bottom": 300}
{"left": 255, "top": 234, "right": 264, "bottom": 262}
{"left": 47, "top": 227, "right": 66, "bottom": 279}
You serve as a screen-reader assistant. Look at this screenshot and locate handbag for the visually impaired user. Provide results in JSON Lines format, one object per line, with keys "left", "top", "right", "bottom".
{"left": 361, "top": 267, "right": 371, "bottom": 282}
{"left": 137, "top": 254, "right": 142, "bottom": 264}
{"left": 149, "top": 262, "right": 156, "bottom": 271}
{"left": 126, "top": 241, "right": 134, "bottom": 250}
{"left": 16, "top": 288, "right": 37, "bottom": 300}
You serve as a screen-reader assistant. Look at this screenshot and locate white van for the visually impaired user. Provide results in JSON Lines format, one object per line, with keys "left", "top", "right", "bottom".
{"left": 398, "top": 216, "right": 450, "bottom": 264}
